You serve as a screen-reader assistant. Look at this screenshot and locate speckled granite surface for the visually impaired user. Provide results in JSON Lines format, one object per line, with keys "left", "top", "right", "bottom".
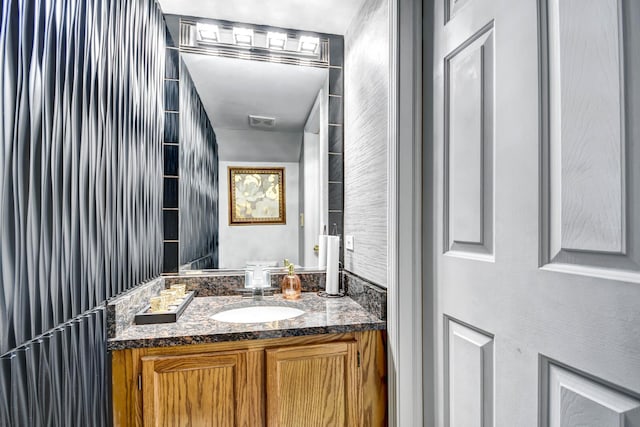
{"left": 165, "top": 274, "right": 245, "bottom": 296}
{"left": 343, "top": 270, "right": 387, "bottom": 321}
{"left": 108, "top": 292, "right": 385, "bottom": 350}
{"left": 164, "top": 271, "right": 326, "bottom": 296}
{"left": 106, "top": 277, "right": 165, "bottom": 338}
{"left": 270, "top": 272, "right": 326, "bottom": 292}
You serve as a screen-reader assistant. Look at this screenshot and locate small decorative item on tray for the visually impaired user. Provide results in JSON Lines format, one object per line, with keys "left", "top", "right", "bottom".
{"left": 135, "top": 287, "right": 195, "bottom": 325}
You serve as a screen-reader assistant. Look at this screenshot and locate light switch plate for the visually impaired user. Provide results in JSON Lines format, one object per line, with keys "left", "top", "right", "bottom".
{"left": 345, "top": 235, "right": 354, "bottom": 251}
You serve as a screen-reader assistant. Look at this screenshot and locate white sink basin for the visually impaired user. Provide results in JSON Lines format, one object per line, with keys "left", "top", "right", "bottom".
{"left": 211, "top": 306, "right": 305, "bottom": 323}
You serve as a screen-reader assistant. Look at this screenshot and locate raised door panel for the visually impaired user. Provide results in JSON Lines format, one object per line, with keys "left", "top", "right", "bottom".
{"left": 265, "top": 341, "right": 359, "bottom": 427}
{"left": 447, "top": 0, "right": 474, "bottom": 23}
{"left": 542, "top": 360, "right": 640, "bottom": 427}
{"left": 541, "top": 0, "right": 640, "bottom": 279}
{"left": 552, "top": 0, "right": 625, "bottom": 254}
{"left": 141, "top": 350, "right": 249, "bottom": 427}
{"left": 444, "top": 24, "right": 494, "bottom": 260}
{"left": 445, "top": 318, "right": 494, "bottom": 427}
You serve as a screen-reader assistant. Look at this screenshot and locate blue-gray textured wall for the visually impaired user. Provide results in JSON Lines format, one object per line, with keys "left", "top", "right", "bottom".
{"left": 162, "top": 32, "right": 219, "bottom": 273}
{"left": 0, "top": 0, "right": 165, "bottom": 424}
{"left": 178, "top": 60, "right": 219, "bottom": 268}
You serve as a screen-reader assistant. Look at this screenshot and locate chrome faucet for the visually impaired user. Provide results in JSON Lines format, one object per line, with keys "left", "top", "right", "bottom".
{"left": 242, "top": 265, "right": 275, "bottom": 300}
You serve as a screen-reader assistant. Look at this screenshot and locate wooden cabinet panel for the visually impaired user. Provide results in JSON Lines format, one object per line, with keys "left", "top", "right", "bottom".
{"left": 358, "top": 330, "right": 387, "bottom": 426}
{"left": 112, "top": 332, "right": 385, "bottom": 427}
{"left": 141, "top": 351, "right": 248, "bottom": 427}
{"left": 265, "top": 341, "right": 360, "bottom": 427}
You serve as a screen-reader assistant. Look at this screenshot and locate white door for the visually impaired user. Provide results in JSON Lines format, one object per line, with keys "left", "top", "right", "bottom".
{"left": 431, "top": 0, "right": 640, "bottom": 425}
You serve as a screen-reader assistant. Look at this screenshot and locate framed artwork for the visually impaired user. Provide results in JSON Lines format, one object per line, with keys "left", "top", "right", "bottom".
{"left": 228, "top": 167, "right": 286, "bottom": 225}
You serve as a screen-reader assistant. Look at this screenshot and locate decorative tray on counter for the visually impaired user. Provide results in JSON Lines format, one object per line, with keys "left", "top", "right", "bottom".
{"left": 134, "top": 291, "right": 195, "bottom": 325}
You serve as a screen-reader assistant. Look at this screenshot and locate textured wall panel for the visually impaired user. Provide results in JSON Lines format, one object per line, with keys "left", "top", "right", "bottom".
{"left": 0, "top": 0, "right": 164, "bottom": 354}
{"left": 344, "top": 0, "right": 389, "bottom": 287}
{"left": 0, "top": 309, "right": 109, "bottom": 426}
{"left": 0, "top": 0, "right": 165, "bottom": 424}
{"left": 179, "top": 62, "right": 219, "bottom": 268}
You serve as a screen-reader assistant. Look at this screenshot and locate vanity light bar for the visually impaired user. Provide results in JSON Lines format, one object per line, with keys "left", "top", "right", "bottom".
{"left": 233, "top": 27, "right": 254, "bottom": 46}
{"left": 267, "top": 32, "right": 288, "bottom": 50}
{"left": 183, "top": 20, "right": 329, "bottom": 67}
{"left": 196, "top": 23, "right": 219, "bottom": 42}
{"left": 298, "top": 36, "right": 319, "bottom": 54}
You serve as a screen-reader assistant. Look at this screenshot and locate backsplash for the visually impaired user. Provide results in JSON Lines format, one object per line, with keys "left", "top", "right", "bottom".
{"left": 343, "top": 270, "right": 387, "bottom": 321}
{"left": 106, "top": 278, "right": 165, "bottom": 339}
{"left": 163, "top": 271, "right": 327, "bottom": 296}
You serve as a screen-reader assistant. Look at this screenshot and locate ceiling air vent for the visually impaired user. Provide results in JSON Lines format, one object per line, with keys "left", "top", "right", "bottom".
{"left": 248, "top": 115, "right": 276, "bottom": 129}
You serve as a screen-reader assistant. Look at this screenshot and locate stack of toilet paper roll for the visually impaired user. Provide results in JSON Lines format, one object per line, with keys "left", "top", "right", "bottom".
{"left": 325, "top": 236, "right": 340, "bottom": 295}
{"left": 318, "top": 225, "right": 340, "bottom": 295}
{"left": 318, "top": 233, "right": 327, "bottom": 269}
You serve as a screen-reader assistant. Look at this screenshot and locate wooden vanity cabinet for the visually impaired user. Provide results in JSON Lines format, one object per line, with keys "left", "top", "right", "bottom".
{"left": 141, "top": 350, "right": 250, "bottom": 427}
{"left": 112, "top": 331, "right": 386, "bottom": 427}
{"left": 266, "top": 341, "right": 360, "bottom": 426}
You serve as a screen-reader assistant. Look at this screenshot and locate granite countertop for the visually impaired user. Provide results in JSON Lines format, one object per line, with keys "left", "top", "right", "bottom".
{"left": 108, "top": 292, "right": 386, "bottom": 350}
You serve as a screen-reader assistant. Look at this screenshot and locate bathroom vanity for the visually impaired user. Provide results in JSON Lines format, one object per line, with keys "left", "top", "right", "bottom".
{"left": 108, "top": 278, "right": 387, "bottom": 426}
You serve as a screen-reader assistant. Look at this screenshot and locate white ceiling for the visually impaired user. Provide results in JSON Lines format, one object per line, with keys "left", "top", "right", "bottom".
{"left": 156, "top": 0, "right": 366, "bottom": 35}
{"left": 182, "top": 54, "right": 327, "bottom": 132}
{"left": 181, "top": 53, "right": 328, "bottom": 162}
{"left": 214, "top": 129, "right": 305, "bottom": 162}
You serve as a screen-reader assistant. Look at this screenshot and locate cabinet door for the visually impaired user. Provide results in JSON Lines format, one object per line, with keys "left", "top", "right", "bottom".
{"left": 265, "top": 341, "right": 360, "bottom": 427}
{"left": 141, "top": 350, "right": 248, "bottom": 427}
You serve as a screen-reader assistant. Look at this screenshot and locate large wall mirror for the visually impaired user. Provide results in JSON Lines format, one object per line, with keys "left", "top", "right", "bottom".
{"left": 163, "top": 16, "right": 344, "bottom": 272}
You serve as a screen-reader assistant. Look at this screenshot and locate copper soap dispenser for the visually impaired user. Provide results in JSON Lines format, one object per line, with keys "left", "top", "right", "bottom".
{"left": 281, "top": 262, "right": 301, "bottom": 300}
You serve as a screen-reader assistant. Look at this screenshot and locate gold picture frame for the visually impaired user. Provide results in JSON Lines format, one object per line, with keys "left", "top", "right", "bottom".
{"left": 228, "top": 167, "right": 286, "bottom": 225}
